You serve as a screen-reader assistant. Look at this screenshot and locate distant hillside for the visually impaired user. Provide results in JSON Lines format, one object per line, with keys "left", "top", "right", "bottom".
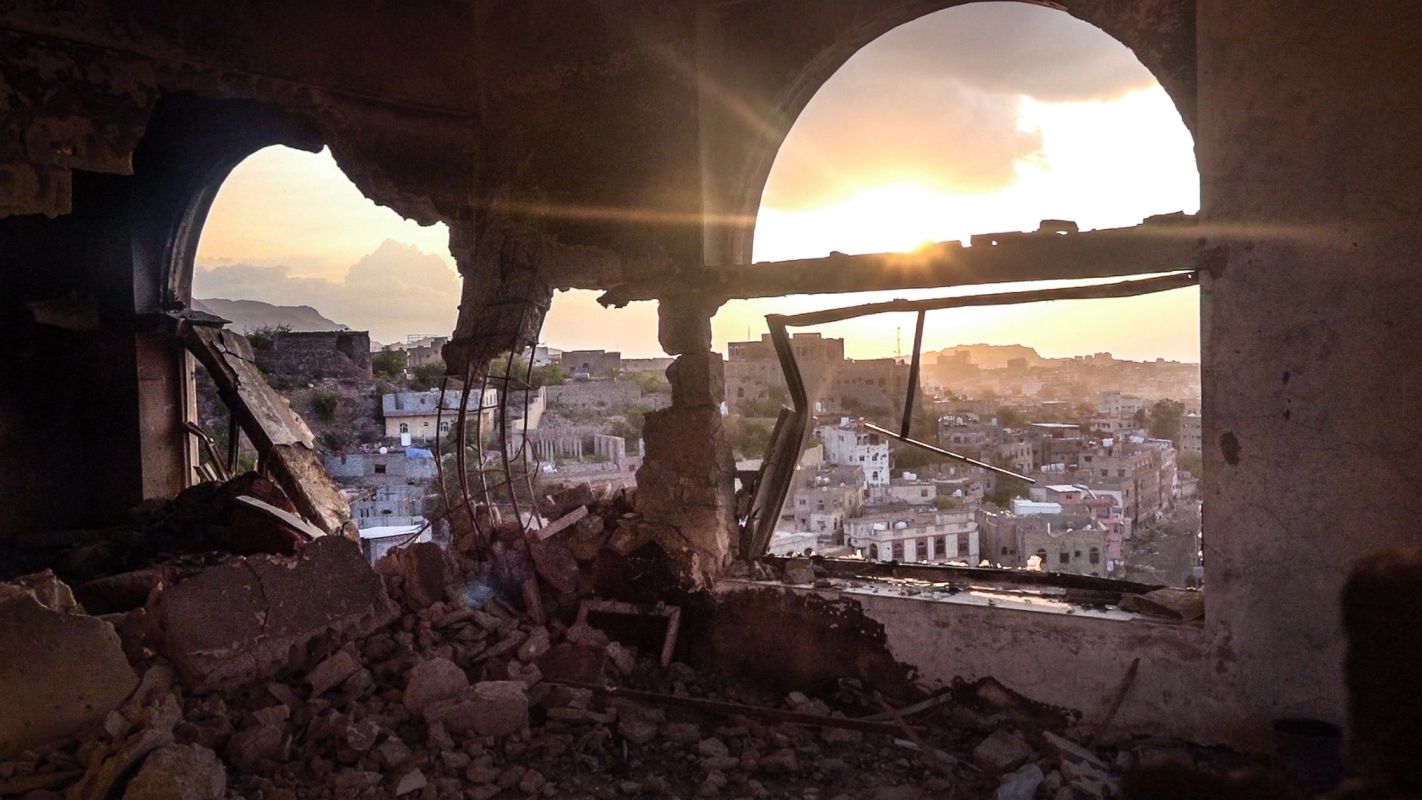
{"left": 192, "top": 298, "right": 349, "bottom": 333}
{"left": 934, "top": 343, "right": 1045, "bottom": 369}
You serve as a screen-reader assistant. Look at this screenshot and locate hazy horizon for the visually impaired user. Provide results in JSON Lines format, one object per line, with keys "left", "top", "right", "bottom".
{"left": 195, "top": 2, "right": 1200, "bottom": 362}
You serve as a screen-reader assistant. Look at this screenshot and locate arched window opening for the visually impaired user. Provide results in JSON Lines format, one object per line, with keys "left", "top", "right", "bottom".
{"left": 727, "top": 2, "right": 1203, "bottom": 592}
{"left": 183, "top": 144, "right": 465, "bottom": 537}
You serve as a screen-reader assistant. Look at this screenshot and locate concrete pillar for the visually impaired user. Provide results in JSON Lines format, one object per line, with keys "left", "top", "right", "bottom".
{"left": 635, "top": 297, "right": 737, "bottom": 581}
{"left": 1199, "top": 0, "right": 1422, "bottom": 738}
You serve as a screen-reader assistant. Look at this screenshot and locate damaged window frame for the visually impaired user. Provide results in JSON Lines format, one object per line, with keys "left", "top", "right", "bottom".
{"left": 735, "top": 270, "right": 1201, "bottom": 616}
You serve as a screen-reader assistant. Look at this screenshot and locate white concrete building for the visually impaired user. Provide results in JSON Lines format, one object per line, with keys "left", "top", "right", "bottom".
{"left": 846, "top": 508, "right": 978, "bottom": 564}
{"left": 816, "top": 420, "right": 890, "bottom": 486}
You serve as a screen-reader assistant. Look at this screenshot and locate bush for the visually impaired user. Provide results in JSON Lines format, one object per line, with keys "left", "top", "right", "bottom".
{"left": 410, "top": 361, "right": 446, "bottom": 391}
{"left": 245, "top": 325, "right": 289, "bottom": 351}
{"left": 312, "top": 390, "right": 340, "bottom": 420}
{"left": 373, "top": 349, "right": 407, "bottom": 380}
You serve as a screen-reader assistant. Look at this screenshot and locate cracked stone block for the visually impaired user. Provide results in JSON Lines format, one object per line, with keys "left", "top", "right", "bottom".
{"left": 156, "top": 536, "right": 398, "bottom": 690}
{"left": 377, "top": 541, "right": 448, "bottom": 609}
{"left": 973, "top": 729, "right": 1034, "bottom": 774}
{"left": 995, "top": 762, "right": 1044, "bottom": 800}
{"left": 666, "top": 351, "right": 725, "bottom": 407}
{"left": 307, "top": 648, "right": 362, "bottom": 697}
{"left": 122, "top": 743, "right": 226, "bottom": 800}
{"left": 469, "top": 681, "right": 529, "bottom": 737}
{"left": 0, "top": 576, "right": 137, "bottom": 758}
{"left": 404, "top": 658, "right": 470, "bottom": 717}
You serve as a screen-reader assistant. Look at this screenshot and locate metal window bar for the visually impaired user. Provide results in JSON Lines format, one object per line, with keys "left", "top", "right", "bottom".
{"left": 432, "top": 296, "right": 549, "bottom": 558}
{"left": 740, "top": 270, "right": 1199, "bottom": 559}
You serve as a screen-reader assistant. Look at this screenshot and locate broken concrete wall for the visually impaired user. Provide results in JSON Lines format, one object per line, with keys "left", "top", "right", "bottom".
{"left": 0, "top": 572, "right": 137, "bottom": 758}
{"left": 156, "top": 535, "right": 397, "bottom": 690}
{"left": 715, "top": 583, "right": 1222, "bottom": 741}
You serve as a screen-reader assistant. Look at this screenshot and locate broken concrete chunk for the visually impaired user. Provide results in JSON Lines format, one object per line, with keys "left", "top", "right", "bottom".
{"left": 395, "top": 769, "right": 427, "bottom": 796}
{"left": 469, "top": 681, "right": 529, "bottom": 737}
{"left": 661, "top": 722, "right": 702, "bottom": 745}
{"left": 539, "top": 483, "right": 596, "bottom": 519}
{"left": 973, "top": 729, "right": 1034, "bottom": 774}
{"left": 994, "top": 762, "right": 1044, "bottom": 800}
{"left": 157, "top": 536, "right": 397, "bottom": 690}
{"left": 225, "top": 721, "right": 289, "bottom": 770}
{"left": 69, "top": 694, "right": 182, "bottom": 800}
{"left": 782, "top": 561, "right": 815, "bottom": 585}
{"left": 618, "top": 718, "right": 659, "bottom": 745}
{"left": 605, "top": 641, "right": 637, "bottom": 675}
{"left": 307, "top": 649, "right": 361, "bottom": 697}
{"left": 377, "top": 541, "right": 448, "bottom": 610}
{"left": 527, "top": 537, "right": 582, "bottom": 595}
{"left": 0, "top": 580, "right": 137, "bottom": 758}
{"left": 404, "top": 658, "right": 469, "bottom": 717}
{"left": 531, "top": 506, "right": 588, "bottom": 541}
{"left": 518, "top": 627, "right": 551, "bottom": 662}
{"left": 1, "top": 569, "right": 83, "bottom": 614}
{"left": 122, "top": 744, "right": 226, "bottom": 800}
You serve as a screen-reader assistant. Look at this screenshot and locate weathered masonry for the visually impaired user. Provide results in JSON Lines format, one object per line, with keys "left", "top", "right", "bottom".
{"left": 2, "top": 0, "right": 1421, "bottom": 763}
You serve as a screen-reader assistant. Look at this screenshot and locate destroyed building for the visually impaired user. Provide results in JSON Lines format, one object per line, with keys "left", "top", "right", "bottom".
{"left": 2, "top": 2, "right": 1422, "bottom": 799}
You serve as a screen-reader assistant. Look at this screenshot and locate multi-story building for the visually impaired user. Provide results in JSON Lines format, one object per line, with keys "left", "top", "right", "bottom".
{"left": 977, "top": 505, "right": 1116, "bottom": 577}
{"left": 1098, "top": 391, "right": 1145, "bottom": 418}
{"left": 1180, "top": 412, "right": 1202, "bottom": 455}
{"left": 886, "top": 474, "right": 937, "bottom": 506}
{"left": 560, "top": 349, "right": 622, "bottom": 379}
{"left": 725, "top": 332, "right": 910, "bottom": 420}
{"left": 846, "top": 506, "right": 978, "bottom": 564}
{"left": 816, "top": 420, "right": 891, "bottom": 486}
{"left": 382, "top": 388, "right": 499, "bottom": 442}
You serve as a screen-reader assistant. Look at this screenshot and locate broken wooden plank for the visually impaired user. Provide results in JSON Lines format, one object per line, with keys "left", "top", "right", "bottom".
{"left": 529, "top": 506, "right": 588, "bottom": 542}
{"left": 178, "top": 320, "right": 351, "bottom": 536}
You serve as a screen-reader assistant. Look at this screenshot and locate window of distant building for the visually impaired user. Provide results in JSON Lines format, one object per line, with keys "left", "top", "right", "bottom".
{"left": 399, "top": 423, "right": 409, "bottom": 434}
{"left": 1060, "top": 551, "right": 1070, "bottom": 565}
{"left": 374, "top": 464, "right": 386, "bottom": 474}
{"left": 1090, "top": 547, "right": 1101, "bottom": 565}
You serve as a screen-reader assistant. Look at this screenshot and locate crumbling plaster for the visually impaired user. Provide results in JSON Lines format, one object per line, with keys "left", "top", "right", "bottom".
{"left": 715, "top": 582, "right": 1226, "bottom": 744}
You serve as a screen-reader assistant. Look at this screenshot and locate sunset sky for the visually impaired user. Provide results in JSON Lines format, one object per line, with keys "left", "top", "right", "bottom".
{"left": 195, "top": 2, "right": 1200, "bottom": 359}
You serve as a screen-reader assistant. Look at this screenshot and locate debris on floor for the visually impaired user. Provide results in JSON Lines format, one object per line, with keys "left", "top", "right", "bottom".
{"left": 0, "top": 480, "right": 1320, "bottom": 799}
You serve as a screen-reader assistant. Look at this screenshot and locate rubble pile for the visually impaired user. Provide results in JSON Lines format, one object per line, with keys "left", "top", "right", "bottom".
{"left": 0, "top": 478, "right": 1280, "bottom": 800}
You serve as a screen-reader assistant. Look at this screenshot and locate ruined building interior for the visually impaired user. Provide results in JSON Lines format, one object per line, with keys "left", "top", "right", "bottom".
{"left": 2, "top": 2, "right": 1421, "bottom": 799}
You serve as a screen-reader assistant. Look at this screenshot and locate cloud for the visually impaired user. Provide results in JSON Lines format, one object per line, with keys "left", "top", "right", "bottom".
{"left": 194, "top": 240, "right": 461, "bottom": 344}
{"left": 861, "top": 3, "right": 1157, "bottom": 103}
{"left": 762, "top": 2, "right": 1157, "bottom": 211}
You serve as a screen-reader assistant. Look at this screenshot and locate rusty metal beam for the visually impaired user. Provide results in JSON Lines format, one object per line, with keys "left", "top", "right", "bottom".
{"left": 597, "top": 215, "right": 1200, "bottom": 306}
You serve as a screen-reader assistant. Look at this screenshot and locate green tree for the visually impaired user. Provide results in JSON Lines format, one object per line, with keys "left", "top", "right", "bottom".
{"left": 531, "top": 363, "right": 566, "bottom": 388}
{"left": 631, "top": 371, "right": 671, "bottom": 395}
{"left": 372, "top": 349, "right": 407, "bottom": 380}
{"left": 725, "top": 416, "right": 774, "bottom": 460}
{"left": 1178, "top": 450, "right": 1202, "bottom": 477}
{"left": 410, "top": 361, "right": 446, "bottom": 391}
{"left": 312, "top": 389, "right": 340, "bottom": 420}
{"left": 933, "top": 495, "right": 960, "bottom": 511}
{"left": 997, "top": 407, "right": 1025, "bottom": 428}
{"left": 1147, "top": 399, "right": 1186, "bottom": 442}
{"left": 245, "top": 324, "right": 290, "bottom": 351}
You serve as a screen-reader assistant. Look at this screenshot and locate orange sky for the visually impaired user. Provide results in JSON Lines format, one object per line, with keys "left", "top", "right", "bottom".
{"left": 196, "top": 2, "right": 1200, "bottom": 360}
